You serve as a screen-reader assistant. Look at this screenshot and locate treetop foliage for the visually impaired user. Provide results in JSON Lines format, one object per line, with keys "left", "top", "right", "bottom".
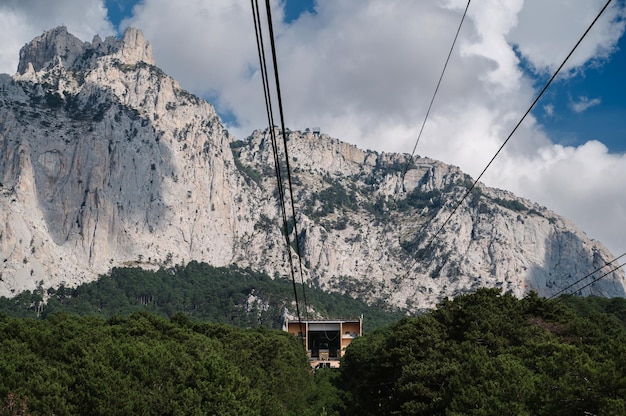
{"left": 2, "top": 281, "right": 626, "bottom": 415}
{"left": 336, "top": 289, "right": 626, "bottom": 416}
{"left": 0, "top": 311, "right": 328, "bottom": 415}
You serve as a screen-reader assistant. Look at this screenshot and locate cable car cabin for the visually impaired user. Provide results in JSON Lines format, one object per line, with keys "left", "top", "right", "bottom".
{"left": 284, "top": 317, "right": 362, "bottom": 369}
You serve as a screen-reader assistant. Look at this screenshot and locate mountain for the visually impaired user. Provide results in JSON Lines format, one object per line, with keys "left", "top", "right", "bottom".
{"left": 0, "top": 27, "right": 623, "bottom": 310}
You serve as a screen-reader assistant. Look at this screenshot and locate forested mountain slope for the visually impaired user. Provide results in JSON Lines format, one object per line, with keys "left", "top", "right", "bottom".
{"left": 0, "top": 262, "right": 405, "bottom": 330}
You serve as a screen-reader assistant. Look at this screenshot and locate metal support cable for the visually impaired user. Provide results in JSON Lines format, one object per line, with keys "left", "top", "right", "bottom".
{"left": 263, "top": 0, "right": 310, "bottom": 320}
{"left": 561, "top": 262, "right": 626, "bottom": 298}
{"left": 250, "top": 0, "right": 306, "bottom": 331}
{"left": 549, "top": 251, "right": 626, "bottom": 299}
{"left": 402, "top": 0, "right": 471, "bottom": 181}
{"left": 403, "top": 0, "right": 615, "bottom": 279}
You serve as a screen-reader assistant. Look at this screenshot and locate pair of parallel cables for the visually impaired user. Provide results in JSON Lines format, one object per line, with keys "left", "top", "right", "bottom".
{"left": 249, "top": 0, "right": 624, "bottom": 307}
{"left": 249, "top": 0, "right": 309, "bottom": 330}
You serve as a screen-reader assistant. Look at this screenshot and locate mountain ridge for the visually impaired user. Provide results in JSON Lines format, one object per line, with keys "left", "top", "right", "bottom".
{"left": 0, "top": 27, "right": 623, "bottom": 309}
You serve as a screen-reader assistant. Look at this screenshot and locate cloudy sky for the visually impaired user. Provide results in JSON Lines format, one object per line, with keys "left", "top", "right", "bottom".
{"left": 0, "top": 0, "right": 625, "bottom": 258}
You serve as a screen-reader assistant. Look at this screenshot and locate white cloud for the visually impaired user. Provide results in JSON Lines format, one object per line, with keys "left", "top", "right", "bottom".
{"left": 1, "top": 0, "right": 625, "bottom": 257}
{"left": 570, "top": 95, "right": 602, "bottom": 113}
{"left": 507, "top": 0, "right": 626, "bottom": 75}
{"left": 544, "top": 103, "right": 555, "bottom": 117}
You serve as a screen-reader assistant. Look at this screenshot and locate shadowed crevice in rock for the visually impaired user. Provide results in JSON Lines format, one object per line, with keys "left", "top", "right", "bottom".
{"left": 529, "top": 230, "right": 626, "bottom": 298}
{"left": 1, "top": 74, "right": 176, "bottom": 257}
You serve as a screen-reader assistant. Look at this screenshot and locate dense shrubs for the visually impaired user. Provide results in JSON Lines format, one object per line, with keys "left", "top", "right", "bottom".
{"left": 0, "top": 262, "right": 404, "bottom": 330}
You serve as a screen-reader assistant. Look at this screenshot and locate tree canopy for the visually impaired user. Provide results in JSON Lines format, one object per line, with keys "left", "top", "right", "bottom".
{"left": 0, "top": 311, "right": 329, "bottom": 415}
{"left": 336, "top": 289, "right": 626, "bottom": 416}
{"left": 2, "top": 284, "right": 626, "bottom": 415}
{"left": 0, "top": 262, "right": 405, "bottom": 331}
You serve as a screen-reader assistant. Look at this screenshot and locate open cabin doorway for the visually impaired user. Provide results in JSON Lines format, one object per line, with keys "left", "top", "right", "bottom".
{"left": 308, "top": 329, "right": 341, "bottom": 359}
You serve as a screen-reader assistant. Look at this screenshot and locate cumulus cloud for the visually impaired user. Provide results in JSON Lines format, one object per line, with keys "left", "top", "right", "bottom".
{"left": 570, "top": 95, "right": 602, "bottom": 113}
{"left": 1, "top": 0, "right": 625, "bottom": 256}
{"left": 507, "top": 0, "right": 626, "bottom": 75}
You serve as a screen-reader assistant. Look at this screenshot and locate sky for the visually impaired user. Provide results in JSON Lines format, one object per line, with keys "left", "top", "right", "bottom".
{"left": 0, "top": 0, "right": 624, "bottom": 259}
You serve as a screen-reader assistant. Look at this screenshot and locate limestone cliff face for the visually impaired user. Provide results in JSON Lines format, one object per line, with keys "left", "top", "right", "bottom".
{"left": 236, "top": 130, "right": 625, "bottom": 308}
{"left": 0, "top": 27, "right": 623, "bottom": 308}
{"left": 1, "top": 27, "right": 255, "bottom": 295}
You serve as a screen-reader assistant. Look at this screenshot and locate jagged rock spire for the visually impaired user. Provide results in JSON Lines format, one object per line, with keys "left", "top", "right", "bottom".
{"left": 17, "top": 26, "right": 86, "bottom": 73}
{"left": 17, "top": 26, "right": 154, "bottom": 74}
{"left": 117, "top": 27, "right": 154, "bottom": 66}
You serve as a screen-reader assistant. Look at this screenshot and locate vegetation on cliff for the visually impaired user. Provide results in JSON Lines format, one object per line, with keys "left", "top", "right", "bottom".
{"left": 0, "top": 262, "right": 404, "bottom": 330}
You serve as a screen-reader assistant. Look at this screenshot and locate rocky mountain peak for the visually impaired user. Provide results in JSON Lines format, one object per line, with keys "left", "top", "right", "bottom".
{"left": 16, "top": 26, "right": 154, "bottom": 75}
{"left": 116, "top": 27, "right": 155, "bottom": 66}
{"left": 17, "top": 26, "right": 86, "bottom": 74}
{"left": 0, "top": 27, "right": 623, "bottom": 309}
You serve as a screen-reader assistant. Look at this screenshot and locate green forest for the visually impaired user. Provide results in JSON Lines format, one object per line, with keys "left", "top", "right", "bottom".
{"left": 336, "top": 289, "right": 626, "bottom": 415}
{"left": 0, "top": 262, "right": 405, "bottom": 330}
{"left": 0, "top": 311, "right": 322, "bottom": 415}
{"left": 1, "top": 268, "right": 626, "bottom": 415}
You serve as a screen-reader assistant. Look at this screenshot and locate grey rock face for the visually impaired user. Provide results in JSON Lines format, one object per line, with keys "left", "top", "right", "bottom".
{"left": 17, "top": 26, "right": 154, "bottom": 75}
{"left": 235, "top": 130, "right": 625, "bottom": 308}
{"left": 17, "top": 26, "right": 87, "bottom": 74}
{"left": 0, "top": 27, "right": 623, "bottom": 308}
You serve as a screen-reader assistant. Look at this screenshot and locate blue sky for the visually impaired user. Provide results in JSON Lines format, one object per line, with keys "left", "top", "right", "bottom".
{"left": 531, "top": 34, "right": 626, "bottom": 153}
{"left": 0, "top": 0, "right": 625, "bottom": 257}
{"left": 105, "top": 0, "right": 317, "bottom": 27}
{"left": 283, "top": 0, "right": 316, "bottom": 23}
{"left": 104, "top": 0, "right": 135, "bottom": 27}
